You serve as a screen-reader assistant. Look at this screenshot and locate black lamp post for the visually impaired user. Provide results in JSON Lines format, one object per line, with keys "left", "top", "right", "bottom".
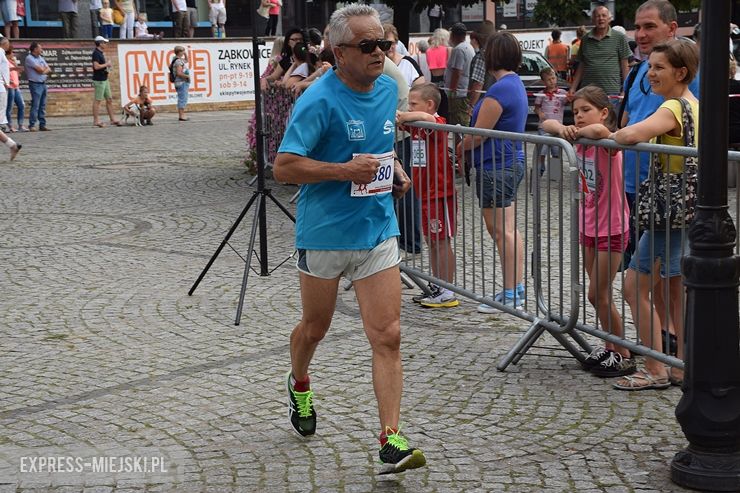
{"left": 671, "top": 0, "right": 740, "bottom": 490}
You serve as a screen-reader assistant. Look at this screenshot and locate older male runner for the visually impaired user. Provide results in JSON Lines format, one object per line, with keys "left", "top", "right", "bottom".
{"left": 273, "top": 3, "right": 426, "bottom": 475}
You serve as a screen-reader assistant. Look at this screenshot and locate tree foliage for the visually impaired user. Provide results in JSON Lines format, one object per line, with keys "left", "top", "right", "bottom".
{"left": 377, "top": 0, "right": 480, "bottom": 13}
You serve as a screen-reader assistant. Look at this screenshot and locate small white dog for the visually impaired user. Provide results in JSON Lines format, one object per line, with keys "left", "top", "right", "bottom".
{"left": 122, "top": 103, "right": 142, "bottom": 127}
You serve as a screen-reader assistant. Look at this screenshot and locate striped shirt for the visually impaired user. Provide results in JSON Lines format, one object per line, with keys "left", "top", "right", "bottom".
{"left": 576, "top": 27, "right": 631, "bottom": 96}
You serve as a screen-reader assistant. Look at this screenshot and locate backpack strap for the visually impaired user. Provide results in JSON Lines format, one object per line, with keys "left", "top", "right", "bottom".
{"left": 617, "top": 60, "right": 645, "bottom": 128}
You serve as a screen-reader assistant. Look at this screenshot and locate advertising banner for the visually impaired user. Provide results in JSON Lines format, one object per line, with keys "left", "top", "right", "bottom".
{"left": 117, "top": 41, "right": 273, "bottom": 105}
{"left": 14, "top": 42, "right": 94, "bottom": 92}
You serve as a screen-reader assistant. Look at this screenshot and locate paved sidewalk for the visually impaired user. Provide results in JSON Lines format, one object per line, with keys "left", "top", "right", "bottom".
{"left": 0, "top": 110, "right": 693, "bottom": 492}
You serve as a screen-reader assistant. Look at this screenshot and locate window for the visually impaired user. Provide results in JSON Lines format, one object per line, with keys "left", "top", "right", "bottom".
{"left": 24, "top": 0, "right": 60, "bottom": 27}
{"left": 143, "top": 0, "right": 211, "bottom": 26}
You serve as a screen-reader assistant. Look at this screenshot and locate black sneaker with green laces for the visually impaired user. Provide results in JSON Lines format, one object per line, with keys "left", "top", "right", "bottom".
{"left": 286, "top": 371, "right": 316, "bottom": 437}
{"left": 378, "top": 430, "right": 426, "bottom": 475}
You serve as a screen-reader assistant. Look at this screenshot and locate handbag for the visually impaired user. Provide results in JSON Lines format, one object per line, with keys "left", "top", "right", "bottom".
{"left": 112, "top": 8, "right": 124, "bottom": 25}
{"left": 16, "top": 0, "right": 25, "bottom": 17}
{"left": 637, "top": 98, "right": 698, "bottom": 231}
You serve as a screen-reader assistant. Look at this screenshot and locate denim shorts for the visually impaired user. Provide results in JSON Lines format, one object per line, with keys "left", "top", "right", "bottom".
{"left": 175, "top": 81, "right": 189, "bottom": 109}
{"left": 474, "top": 163, "right": 525, "bottom": 208}
{"left": 628, "top": 229, "right": 686, "bottom": 277}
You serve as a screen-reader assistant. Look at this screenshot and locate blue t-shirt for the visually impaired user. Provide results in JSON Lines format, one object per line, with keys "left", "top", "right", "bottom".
{"left": 470, "top": 73, "right": 528, "bottom": 170}
{"left": 278, "top": 69, "right": 400, "bottom": 250}
{"left": 622, "top": 60, "right": 700, "bottom": 194}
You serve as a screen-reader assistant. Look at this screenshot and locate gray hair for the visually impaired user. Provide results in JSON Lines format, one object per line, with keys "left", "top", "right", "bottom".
{"left": 416, "top": 39, "right": 429, "bottom": 53}
{"left": 429, "top": 28, "right": 449, "bottom": 48}
{"left": 328, "top": 3, "right": 381, "bottom": 48}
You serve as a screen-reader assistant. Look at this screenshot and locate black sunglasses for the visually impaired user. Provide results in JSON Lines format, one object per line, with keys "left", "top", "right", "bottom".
{"left": 338, "top": 39, "right": 392, "bottom": 54}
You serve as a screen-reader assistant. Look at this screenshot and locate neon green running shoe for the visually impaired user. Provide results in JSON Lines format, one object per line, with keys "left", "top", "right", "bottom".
{"left": 286, "top": 371, "right": 316, "bottom": 437}
{"left": 378, "top": 428, "right": 426, "bottom": 474}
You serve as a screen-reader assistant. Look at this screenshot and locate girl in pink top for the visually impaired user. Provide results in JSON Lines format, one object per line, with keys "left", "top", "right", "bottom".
{"left": 265, "top": 0, "right": 281, "bottom": 36}
{"left": 543, "top": 85, "right": 632, "bottom": 375}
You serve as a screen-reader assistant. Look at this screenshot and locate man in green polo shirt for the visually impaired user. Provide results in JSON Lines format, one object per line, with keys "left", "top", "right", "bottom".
{"left": 568, "top": 5, "right": 631, "bottom": 97}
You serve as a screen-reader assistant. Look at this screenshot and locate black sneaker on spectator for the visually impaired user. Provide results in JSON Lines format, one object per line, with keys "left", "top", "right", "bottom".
{"left": 580, "top": 347, "right": 613, "bottom": 370}
{"left": 590, "top": 352, "right": 637, "bottom": 378}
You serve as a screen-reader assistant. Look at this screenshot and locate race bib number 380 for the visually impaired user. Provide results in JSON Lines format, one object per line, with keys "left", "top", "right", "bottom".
{"left": 350, "top": 151, "right": 394, "bottom": 197}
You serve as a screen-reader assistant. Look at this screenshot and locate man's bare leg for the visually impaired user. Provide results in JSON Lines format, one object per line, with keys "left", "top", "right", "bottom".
{"left": 286, "top": 272, "right": 339, "bottom": 438}
{"left": 290, "top": 273, "right": 339, "bottom": 380}
{"left": 353, "top": 265, "right": 402, "bottom": 431}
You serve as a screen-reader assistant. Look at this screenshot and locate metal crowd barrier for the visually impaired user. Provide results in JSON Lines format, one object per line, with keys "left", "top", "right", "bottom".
{"left": 251, "top": 81, "right": 740, "bottom": 376}
{"left": 398, "top": 120, "right": 740, "bottom": 373}
{"left": 396, "top": 121, "right": 591, "bottom": 369}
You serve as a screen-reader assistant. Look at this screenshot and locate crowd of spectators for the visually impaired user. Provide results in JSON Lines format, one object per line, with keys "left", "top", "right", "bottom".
{"left": 251, "top": 0, "right": 723, "bottom": 394}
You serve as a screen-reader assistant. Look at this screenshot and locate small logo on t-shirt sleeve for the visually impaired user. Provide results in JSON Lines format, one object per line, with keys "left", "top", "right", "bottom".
{"left": 347, "top": 120, "right": 366, "bottom": 141}
{"left": 383, "top": 119, "right": 393, "bottom": 135}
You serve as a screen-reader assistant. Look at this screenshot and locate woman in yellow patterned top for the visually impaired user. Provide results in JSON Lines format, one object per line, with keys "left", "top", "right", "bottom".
{"left": 577, "top": 38, "right": 699, "bottom": 390}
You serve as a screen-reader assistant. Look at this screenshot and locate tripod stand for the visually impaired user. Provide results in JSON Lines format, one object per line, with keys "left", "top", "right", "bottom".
{"left": 188, "top": 34, "right": 296, "bottom": 325}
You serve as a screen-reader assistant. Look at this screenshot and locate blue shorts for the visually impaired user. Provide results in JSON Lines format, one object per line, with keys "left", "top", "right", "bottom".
{"left": 175, "top": 81, "right": 189, "bottom": 109}
{"left": 474, "top": 163, "right": 525, "bottom": 208}
{"left": 628, "top": 229, "right": 686, "bottom": 278}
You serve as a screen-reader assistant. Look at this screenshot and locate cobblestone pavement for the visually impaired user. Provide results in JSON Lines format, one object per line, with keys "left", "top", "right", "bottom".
{"left": 0, "top": 110, "right": 695, "bottom": 492}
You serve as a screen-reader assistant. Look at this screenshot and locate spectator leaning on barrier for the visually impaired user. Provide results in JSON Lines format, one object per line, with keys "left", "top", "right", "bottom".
{"left": 569, "top": 5, "right": 631, "bottom": 98}
{"left": 91, "top": 36, "right": 122, "bottom": 128}
{"left": 25, "top": 41, "right": 51, "bottom": 132}
{"left": 260, "top": 28, "right": 304, "bottom": 89}
{"left": 397, "top": 82, "right": 459, "bottom": 309}
{"left": 444, "top": 22, "right": 475, "bottom": 126}
{"left": 456, "top": 31, "right": 528, "bottom": 313}
{"left": 544, "top": 85, "right": 634, "bottom": 378}
{"left": 467, "top": 20, "right": 494, "bottom": 110}
{"left": 59, "top": 0, "right": 79, "bottom": 39}
{"left": 619, "top": 0, "right": 699, "bottom": 278}
{"left": 273, "top": 3, "right": 424, "bottom": 475}
{"left": 607, "top": 39, "right": 699, "bottom": 391}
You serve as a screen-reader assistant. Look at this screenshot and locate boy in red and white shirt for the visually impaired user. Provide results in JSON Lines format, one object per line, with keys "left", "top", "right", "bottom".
{"left": 534, "top": 67, "right": 568, "bottom": 173}
{"left": 397, "top": 83, "right": 458, "bottom": 308}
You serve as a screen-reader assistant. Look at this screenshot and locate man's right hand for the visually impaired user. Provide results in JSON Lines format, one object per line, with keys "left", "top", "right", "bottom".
{"left": 345, "top": 154, "right": 380, "bottom": 184}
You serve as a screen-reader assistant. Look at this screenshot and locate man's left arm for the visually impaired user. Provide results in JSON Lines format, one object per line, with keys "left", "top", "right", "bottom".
{"left": 620, "top": 58, "right": 629, "bottom": 91}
